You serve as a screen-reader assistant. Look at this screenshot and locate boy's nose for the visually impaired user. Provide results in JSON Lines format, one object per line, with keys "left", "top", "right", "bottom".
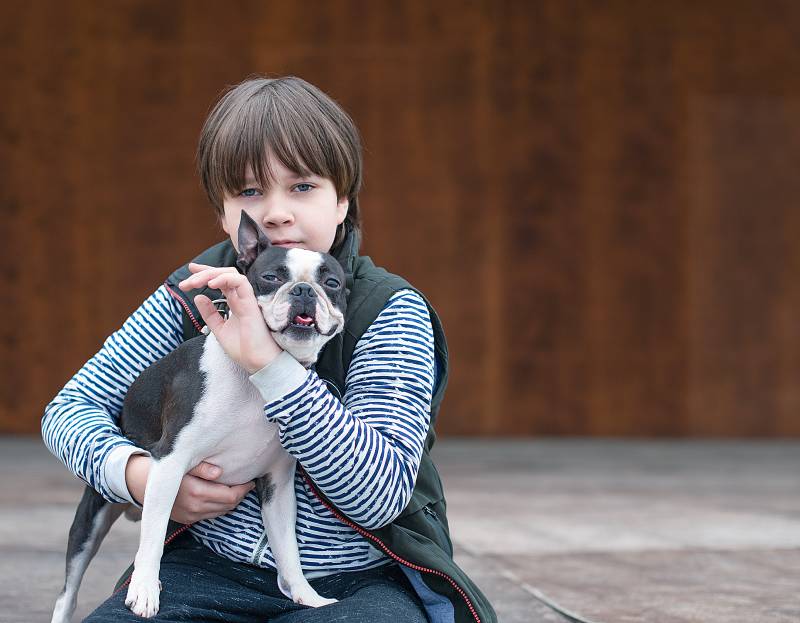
{"left": 262, "top": 201, "right": 293, "bottom": 226}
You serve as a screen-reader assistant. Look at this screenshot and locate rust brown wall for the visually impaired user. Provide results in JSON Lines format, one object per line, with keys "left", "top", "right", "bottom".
{"left": 2, "top": 1, "right": 799, "bottom": 436}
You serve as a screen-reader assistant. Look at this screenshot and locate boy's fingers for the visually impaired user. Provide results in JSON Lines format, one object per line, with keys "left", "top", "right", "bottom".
{"left": 231, "top": 481, "right": 257, "bottom": 496}
{"left": 181, "top": 269, "right": 261, "bottom": 323}
{"left": 188, "top": 461, "right": 222, "bottom": 480}
{"left": 209, "top": 481, "right": 255, "bottom": 502}
{"left": 196, "top": 480, "right": 255, "bottom": 506}
{"left": 179, "top": 265, "right": 238, "bottom": 290}
{"left": 188, "top": 262, "right": 234, "bottom": 273}
{"left": 207, "top": 274, "right": 258, "bottom": 316}
{"left": 208, "top": 272, "right": 251, "bottom": 295}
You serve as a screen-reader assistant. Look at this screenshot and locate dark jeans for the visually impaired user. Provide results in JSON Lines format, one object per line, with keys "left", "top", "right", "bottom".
{"left": 83, "top": 532, "right": 428, "bottom": 622}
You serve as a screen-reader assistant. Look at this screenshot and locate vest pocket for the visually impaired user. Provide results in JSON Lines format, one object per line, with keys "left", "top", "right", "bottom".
{"left": 421, "top": 502, "right": 454, "bottom": 558}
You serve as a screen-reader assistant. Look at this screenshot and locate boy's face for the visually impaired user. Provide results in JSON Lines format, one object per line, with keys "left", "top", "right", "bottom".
{"left": 220, "top": 152, "right": 349, "bottom": 254}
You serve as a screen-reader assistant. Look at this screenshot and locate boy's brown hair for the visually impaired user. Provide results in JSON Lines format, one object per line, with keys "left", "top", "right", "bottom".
{"left": 197, "top": 76, "right": 363, "bottom": 251}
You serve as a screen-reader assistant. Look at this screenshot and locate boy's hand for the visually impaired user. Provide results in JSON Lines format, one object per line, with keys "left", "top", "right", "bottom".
{"left": 178, "top": 262, "right": 282, "bottom": 374}
{"left": 125, "top": 455, "right": 256, "bottom": 524}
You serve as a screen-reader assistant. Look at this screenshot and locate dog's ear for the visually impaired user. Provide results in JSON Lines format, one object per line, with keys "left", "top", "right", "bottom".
{"left": 236, "top": 211, "right": 271, "bottom": 274}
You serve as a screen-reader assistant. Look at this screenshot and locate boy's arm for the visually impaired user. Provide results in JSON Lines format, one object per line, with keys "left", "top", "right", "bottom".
{"left": 249, "top": 289, "right": 435, "bottom": 530}
{"left": 41, "top": 285, "right": 184, "bottom": 503}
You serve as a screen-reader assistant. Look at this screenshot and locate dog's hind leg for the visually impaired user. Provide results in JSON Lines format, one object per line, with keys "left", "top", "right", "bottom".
{"left": 258, "top": 456, "right": 337, "bottom": 608}
{"left": 51, "top": 486, "right": 127, "bottom": 623}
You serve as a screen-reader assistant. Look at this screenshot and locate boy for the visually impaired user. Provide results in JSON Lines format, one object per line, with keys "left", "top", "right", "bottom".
{"left": 44, "top": 76, "right": 496, "bottom": 623}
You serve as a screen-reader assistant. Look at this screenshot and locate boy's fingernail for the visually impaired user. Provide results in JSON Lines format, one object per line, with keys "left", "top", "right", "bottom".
{"left": 210, "top": 467, "right": 221, "bottom": 476}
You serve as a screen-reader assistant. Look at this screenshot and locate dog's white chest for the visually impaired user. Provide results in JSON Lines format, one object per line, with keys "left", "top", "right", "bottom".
{"left": 202, "top": 410, "right": 281, "bottom": 485}
{"left": 172, "top": 335, "right": 288, "bottom": 485}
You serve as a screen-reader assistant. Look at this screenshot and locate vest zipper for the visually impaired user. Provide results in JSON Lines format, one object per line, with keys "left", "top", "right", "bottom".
{"left": 299, "top": 467, "right": 482, "bottom": 623}
{"left": 164, "top": 282, "right": 204, "bottom": 333}
{"left": 251, "top": 530, "right": 270, "bottom": 565}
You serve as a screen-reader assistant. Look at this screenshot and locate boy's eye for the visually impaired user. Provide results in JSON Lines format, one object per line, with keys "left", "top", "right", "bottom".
{"left": 293, "top": 183, "right": 313, "bottom": 193}
{"left": 240, "top": 188, "right": 261, "bottom": 197}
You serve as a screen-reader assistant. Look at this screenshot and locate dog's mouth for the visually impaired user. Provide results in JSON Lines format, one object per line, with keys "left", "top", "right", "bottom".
{"left": 287, "top": 313, "right": 316, "bottom": 330}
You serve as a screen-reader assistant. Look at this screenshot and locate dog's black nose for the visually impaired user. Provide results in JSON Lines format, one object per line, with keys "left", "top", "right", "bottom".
{"left": 290, "top": 283, "right": 317, "bottom": 301}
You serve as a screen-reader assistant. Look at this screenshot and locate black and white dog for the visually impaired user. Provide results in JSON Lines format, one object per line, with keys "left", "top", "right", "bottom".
{"left": 51, "top": 212, "right": 347, "bottom": 620}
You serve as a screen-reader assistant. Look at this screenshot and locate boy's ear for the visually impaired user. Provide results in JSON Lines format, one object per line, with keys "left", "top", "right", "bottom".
{"left": 235, "top": 211, "right": 271, "bottom": 274}
{"left": 336, "top": 196, "right": 349, "bottom": 223}
{"left": 218, "top": 211, "right": 229, "bottom": 235}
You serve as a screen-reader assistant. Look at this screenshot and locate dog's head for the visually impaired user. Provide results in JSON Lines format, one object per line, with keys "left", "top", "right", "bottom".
{"left": 233, "top": 212, "right": 347, "bottom": 366}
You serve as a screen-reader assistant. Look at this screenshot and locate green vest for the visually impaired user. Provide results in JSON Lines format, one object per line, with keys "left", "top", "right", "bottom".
{"left": 114, "top": 224, "right": 496, "bottom": 623}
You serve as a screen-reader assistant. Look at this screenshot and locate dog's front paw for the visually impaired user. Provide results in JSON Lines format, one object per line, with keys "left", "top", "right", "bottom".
{"left": 294, "top": 589, "right": 337, "bottom": 608}
{"left": 125, "top": 571, "right": 162, "bottom": 618}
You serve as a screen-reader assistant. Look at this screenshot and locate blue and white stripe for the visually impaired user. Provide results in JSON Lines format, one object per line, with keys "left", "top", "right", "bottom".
{"left": 42, "top": 291, "right": 184, "bottom": 503}
{"left": 41, "top": 283, "right": 435, "bottom": 576}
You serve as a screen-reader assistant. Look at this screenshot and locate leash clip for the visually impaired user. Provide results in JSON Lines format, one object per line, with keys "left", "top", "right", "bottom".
{"left": 210, "top": 297, "right": 230, "bottom": 320}
{"left": 200, "top": 297, "right": 230, "bottom": 335}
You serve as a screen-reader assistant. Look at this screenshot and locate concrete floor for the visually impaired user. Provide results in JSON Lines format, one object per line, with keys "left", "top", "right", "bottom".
{"left": 3, "top": 437, "right": 800, "bottom": 623}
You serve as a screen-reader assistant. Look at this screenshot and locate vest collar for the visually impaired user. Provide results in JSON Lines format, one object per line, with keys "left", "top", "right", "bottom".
{"left": 328, "top": 220, "right": 360, "bottom": 293}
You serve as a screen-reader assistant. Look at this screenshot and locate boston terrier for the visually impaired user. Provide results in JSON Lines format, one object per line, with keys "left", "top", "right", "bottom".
{"left": 51, "top": 211, "right": 348, "bottom": 621}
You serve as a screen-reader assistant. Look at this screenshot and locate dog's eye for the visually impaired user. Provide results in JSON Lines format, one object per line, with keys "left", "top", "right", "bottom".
{"left": 325, "top": 278, "right": 341, "bottom": 288}
{"left": 261, "top": 274, "right": 281, "bottom": 282}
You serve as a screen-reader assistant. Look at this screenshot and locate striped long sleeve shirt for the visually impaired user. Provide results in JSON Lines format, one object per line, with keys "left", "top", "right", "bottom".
{"left": 41, "top": 283, "right": 436, "bottom": 576}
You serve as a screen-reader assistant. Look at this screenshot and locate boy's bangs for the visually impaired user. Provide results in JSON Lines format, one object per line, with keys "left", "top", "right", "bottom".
{"left": 216, "top": 98, "right": 338, "bottom": 200}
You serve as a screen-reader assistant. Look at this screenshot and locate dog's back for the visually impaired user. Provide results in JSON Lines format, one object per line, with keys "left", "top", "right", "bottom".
{"left": 119, "top": 334, "right": 208, "bottom": 457}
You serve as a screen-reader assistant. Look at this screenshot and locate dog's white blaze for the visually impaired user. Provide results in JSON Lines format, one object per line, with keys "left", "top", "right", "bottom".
{"left": 285, "top": 248, "right": 323, "bottom": 282}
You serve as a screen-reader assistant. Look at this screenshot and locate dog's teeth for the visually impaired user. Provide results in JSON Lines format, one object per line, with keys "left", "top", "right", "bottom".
{"left": 293, "top": 315, "right": 315, "bottom": 327}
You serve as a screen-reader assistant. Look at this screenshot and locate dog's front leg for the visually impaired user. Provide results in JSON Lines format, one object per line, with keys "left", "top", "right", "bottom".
{"left": 258, "top": 457, "right": 337, "bottom": 608}
{"left": 125, "top": 454, "right": 188, "bottom": 618}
